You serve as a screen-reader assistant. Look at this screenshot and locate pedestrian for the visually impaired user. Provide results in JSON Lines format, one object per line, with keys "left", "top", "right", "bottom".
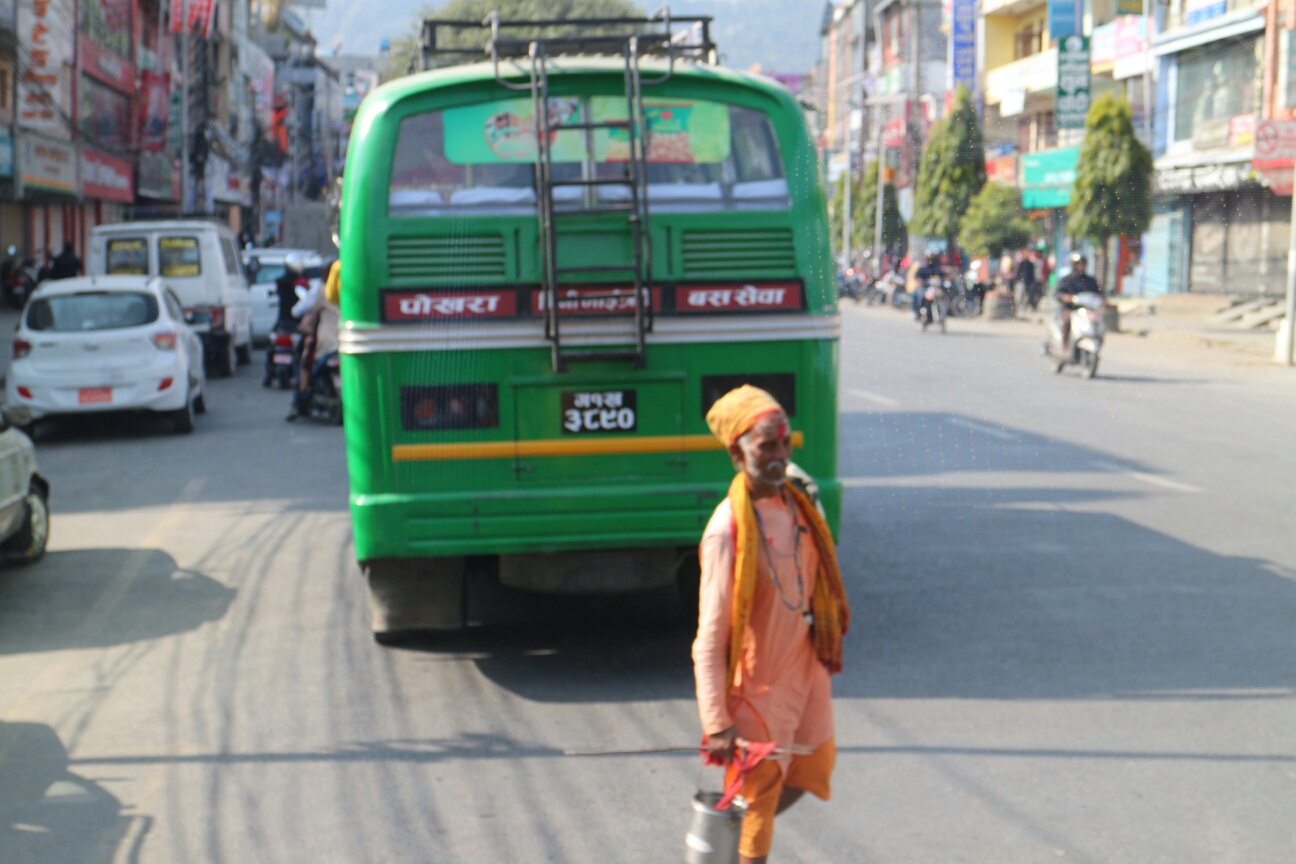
{"left": 1014, "top": 250, "right": 1038, "bottom": 310}
{"left": 49, "top": 242, "right": 82, "bottom": 280}
{"left": 693, "top": 385, "right": 850, "bottom": 864}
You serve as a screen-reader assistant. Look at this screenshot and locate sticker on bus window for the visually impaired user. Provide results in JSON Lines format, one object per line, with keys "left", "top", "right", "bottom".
{"left": 561, "top": 390, "right": 637, "bottom": 434}
{"left": 382, "top": 290, "right": 517, "bottom": 321}
{"left": 158, "top": 236, "right": 201, "bottom": 277}
{"left": 532, "top": 287, "right": 662, "bottom": 316}
{"left": 678, "top": 283, "right": 803, "bottom": 312}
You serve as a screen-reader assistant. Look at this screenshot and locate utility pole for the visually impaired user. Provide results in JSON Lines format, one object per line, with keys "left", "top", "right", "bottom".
{"left": 874, "top": 116, "right": 886, "bottom": 278}
{"left": 180, "top": 0, "right": 190, "bottom": 215}
{"left": 843, "top": 150, "right": 852, "bottom": 267}
{"left": 1141, "top": 0, "right": 1152, "bottom": 146}
{"left": 1284, "top": 166, "right": 1296, "bottom": 365}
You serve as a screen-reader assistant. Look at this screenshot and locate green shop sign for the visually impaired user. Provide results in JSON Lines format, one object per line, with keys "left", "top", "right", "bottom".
{"left": 1056, "top": 35, "right": 1091, "bottom": 130}
{"left": 1021, "top": 146, "right": 1080, "bottom": 209}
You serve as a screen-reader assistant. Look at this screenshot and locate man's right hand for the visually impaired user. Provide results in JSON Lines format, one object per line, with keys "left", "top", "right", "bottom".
{"left": 707, "top": 726, "right": 739, "bottom": 763}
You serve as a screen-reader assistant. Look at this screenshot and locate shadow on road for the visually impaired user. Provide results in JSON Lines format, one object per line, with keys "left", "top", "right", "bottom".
{"left": 0, "top": 549, "right": 235, "bottom": 654}
{"left": 0, "top": 719, "right": 143, "bottom": 864}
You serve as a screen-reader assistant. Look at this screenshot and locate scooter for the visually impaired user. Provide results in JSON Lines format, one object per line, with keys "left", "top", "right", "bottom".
{"left": 918, "top": 277, "right": 948, "bottom": 333}
{"left": 301, "top": 351, "right": 343, "bottom": 425}
{"left": 1043, "top": 291, "right": 1105, "bottom": 378}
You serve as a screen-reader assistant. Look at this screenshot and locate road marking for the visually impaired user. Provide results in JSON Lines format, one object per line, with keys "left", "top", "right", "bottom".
{"left": 1090, "top": 461, "right": 1203, "bottom": 493}
{"left": 945, "top": 417, "right": 1019, "bottom": 440}
{"left": 846, "top": 388, "right": 899, "bottom": 407}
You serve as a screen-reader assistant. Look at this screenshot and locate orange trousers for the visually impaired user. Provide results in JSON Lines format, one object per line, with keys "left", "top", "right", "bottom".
{"left": 732, "top": 739, "right": 835, "bottom": 858}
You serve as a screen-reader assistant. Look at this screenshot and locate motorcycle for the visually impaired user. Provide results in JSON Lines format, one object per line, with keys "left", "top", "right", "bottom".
{"left": 948, "top": 276, "right": 983, "bottom": 317}
{"left": 1043, "top": 291, "right": 1105, "bottom": 378}
{"left": 2, "top": 248, "right": 37, "bottom": 310}
{"left": 300, "top": 351, "right": 343, "bottom": 425}
{"left": 263, "top": 325, "right": 300, "bottom": 389}
{"left": 837, "top": 268, "right": 864, "bottom": 303}
{"left": 918, "top": 277, "right": 948, "bottom": 333}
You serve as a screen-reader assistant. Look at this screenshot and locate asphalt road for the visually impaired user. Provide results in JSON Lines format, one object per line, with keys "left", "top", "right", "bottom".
{"left": 1, "top": 305, "right": 1295, "bottom": 863}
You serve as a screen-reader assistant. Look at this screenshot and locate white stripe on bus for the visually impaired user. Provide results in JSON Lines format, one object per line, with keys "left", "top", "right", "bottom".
{"left": 339, "top": 314, "right": 841, "bottom": 354}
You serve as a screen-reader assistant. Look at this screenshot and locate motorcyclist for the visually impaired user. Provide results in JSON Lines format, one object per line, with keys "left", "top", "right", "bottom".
{"left": 912, "top": 253, "right": 943, "bottom": 320}
{"left": 1054, "top": 252, "right": 1103, "bottom": 351}
{"left": 286, "top": 259, "right": 340, "bottom": 422}
{"left": 267, "top": 253, "right": 309, "bottom": 386}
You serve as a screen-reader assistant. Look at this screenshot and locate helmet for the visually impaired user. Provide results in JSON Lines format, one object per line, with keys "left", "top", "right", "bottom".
{"left": 1069, "top": 251, "right": 1085, "bottom": 266}
{"left": 284, "top": 252, "right": 304, "bottom": 273}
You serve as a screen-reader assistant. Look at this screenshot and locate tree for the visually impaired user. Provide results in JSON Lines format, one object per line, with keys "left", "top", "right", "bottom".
{"left": 1066, "top": 93, "right": 1153, "bottom": 287}
{"left": 909, "top": 86, "right": 986, "bottom": 251}
{"left": 959, "top": 182, "right": 1033, "bottom": 261}
{"left": 384, "top": 0, "right": 644, "bottom": 81}
{"left": 829, "top": 160, "right": 906, "bottom": 261}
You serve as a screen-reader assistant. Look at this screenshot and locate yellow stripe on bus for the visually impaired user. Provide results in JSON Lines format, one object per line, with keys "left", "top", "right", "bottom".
{"left": 391, "top": 431, "right": 805, "bottom": 462}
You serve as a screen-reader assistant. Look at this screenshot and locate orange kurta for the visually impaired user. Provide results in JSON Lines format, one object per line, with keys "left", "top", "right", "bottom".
{"left": 692, "top": 494, "right": 834, "bottom": 770}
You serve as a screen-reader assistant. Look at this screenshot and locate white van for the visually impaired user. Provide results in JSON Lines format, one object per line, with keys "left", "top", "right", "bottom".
{"left": 87, "top": 221, "right": 254, "bottom": 376}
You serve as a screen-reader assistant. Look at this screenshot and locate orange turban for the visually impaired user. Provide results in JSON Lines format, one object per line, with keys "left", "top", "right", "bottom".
{"left": 705, "top": 385, "right": 786, "bottom": 447}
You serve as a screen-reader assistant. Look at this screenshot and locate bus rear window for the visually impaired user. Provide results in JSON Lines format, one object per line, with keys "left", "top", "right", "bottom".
{"left": 159, "top": 236, "right": 201, "bottom": 277}
{"left": 389, "top": 98, "right": 787, "bottom": 217}
{"left": 106, "top": 238, "right": 148, "bottom": 275}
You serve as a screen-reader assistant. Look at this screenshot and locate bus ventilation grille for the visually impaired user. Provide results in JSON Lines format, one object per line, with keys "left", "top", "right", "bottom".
{"left": 680, "top": 229, "right": 796, "bottom": 277}
{"left": 387, "top": 235, "right": 507, "bottom": 282}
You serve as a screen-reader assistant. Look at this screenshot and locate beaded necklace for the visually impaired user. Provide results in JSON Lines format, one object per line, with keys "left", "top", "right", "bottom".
{"left": 752, "top": 489, "right": 813, "bottom": 627}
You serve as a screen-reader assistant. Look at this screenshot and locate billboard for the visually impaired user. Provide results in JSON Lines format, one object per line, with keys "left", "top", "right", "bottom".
{"left": 17, "top": 0, "right": 74, "bottom": 137}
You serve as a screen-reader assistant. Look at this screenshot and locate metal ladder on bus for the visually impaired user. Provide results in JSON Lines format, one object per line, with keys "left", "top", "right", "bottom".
{"left": 526, "top": 41, "right": 654, "bottom": 372}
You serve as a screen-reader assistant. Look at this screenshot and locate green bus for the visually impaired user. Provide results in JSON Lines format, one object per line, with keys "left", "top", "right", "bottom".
{"left": 338, "top": 15, "right": 840, "bottom": 639}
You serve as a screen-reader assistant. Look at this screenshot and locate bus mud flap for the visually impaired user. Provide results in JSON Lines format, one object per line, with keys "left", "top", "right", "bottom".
{"left": 364, "top": 556, "right": 466, "bottom": 636}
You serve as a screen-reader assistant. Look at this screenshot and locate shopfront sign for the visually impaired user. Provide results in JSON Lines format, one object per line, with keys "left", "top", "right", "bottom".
{"left": 950, "top": 0, "right": 976, "bottom": 91}
{"left": 1021, "top": 146, "right": 1080, "bottom": 209}
{"left": 1049, "top": 0, "right": 1083, "bottom": 39}
{"left": 986, "top": 154, "right": 1017, "bottom": 184}
{"left": 17, "top": 0, "right": 74, "bottom": 137}
{"left": 81, "top": 147, "right": 133, "bottom": 202}
{"left": 1154, "top": 162, "right": 1254, "bottom": 193}
{"left": 79, "top": 36, "right": 135, "bottom": 93}
{"left": 1185, "top": 0, "right": 1226, "bottom": 26}
{"left": 1056, "top": 35, "right": 1091, "bottom": 130}
{"left": 138, "top": 151, "right": 179, "bottom": 201}
{"left": 1250, "top": 119, "right": 1296, "bottom": 194}
{"left": 18, "top": 134, "right": 76, "bottom": 195}
{"left": 0, "top": 131, "right": 13, "bottom": 178}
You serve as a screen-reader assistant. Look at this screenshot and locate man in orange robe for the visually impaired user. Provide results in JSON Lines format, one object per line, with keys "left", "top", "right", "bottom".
{"left": 693, "top": 385, "right": 850, "bottom": 863}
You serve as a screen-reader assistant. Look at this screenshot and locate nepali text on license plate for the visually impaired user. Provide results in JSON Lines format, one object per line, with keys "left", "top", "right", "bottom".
{"left": 274, "top": 353, "right": 293, "bottom": 364}
{"left": 78, "top": 387, "right": 112, "bottom": 405}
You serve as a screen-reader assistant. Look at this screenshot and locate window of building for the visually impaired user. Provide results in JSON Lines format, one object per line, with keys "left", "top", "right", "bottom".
{"left": 1173, "top": 36, "right": 1261, "bottom": 143}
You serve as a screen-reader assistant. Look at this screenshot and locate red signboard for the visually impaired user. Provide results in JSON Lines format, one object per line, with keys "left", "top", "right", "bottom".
{"left": 986, "top": 154, "right": 1017, "bottom": 184}
{"left": 531, "top": 287, "right": 662, "bottom": 316}
{"left": 883, "top": 117, "right": 907, "bottom": 148}
{"left": 171, "top": 0, "right": 215, "bottom": 35}
{"left": 678, "top": 283, "right": 802, "bottom": 312}
{"left": 382, "top": 290, "right": 517, "bottom": 322}
{"left": 139, "top": 71, "right": 170, "bottom": 152}
{"left": 81, "top": 147, "right": 134, "bottom": 202}
{"left": 79, "top": 36, "right": 134, "bottom": 93}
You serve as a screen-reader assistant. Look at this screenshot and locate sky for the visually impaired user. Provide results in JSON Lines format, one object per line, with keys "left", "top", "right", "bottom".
{"left": 307, "top": 0, "right": 822, "bottom": 75}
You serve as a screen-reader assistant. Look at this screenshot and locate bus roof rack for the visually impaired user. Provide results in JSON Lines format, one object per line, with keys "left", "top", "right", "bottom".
{"left": 419, "top": 7, "right": 717, "bottom": 71}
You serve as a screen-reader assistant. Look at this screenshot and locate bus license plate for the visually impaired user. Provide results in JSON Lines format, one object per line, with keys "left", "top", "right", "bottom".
{"left": 78, "top": 387, "right": 112, "bottom": 405}
{"left": 562, "top": 390, "right": 637, "bottom": 434}
{"left": 273, "top": 353, "right": 293, "bottom": 364}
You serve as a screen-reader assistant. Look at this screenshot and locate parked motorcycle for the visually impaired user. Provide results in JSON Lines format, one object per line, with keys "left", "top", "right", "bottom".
{"left": 2, "top": 247, "right": 37, "bottom": 310}
{"left": 837, "top": 268, "right": 864, "bottom": 303}
{"left": 1043, "top": 291, "right": 1105, "bottom": 378}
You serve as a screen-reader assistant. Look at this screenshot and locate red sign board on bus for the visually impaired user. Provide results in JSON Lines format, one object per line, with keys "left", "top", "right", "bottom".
{"left": 678, "top": 283, "right": 802, "bottom": 312}
{"left": 531, "top": 287, "right": 661, "bottom": 316}
{"left": 382, "top": 290, "right": 517, "bottom": 321}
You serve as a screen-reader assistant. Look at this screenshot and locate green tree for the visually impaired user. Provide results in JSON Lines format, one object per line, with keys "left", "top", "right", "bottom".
{"left": 959, "top": 182, "right": 1032, "bottom": 261}
{"left": 384, "top": 0, "right": 644, "bottom": 81}
{"left": 909, "top": 86, "right": 986, "bottom": 250}
{"left": 829, "top": 160, "right": 906, "bottom": 260}
{"left": 1066, "top": 93, "right": 1153, "bottom": 286}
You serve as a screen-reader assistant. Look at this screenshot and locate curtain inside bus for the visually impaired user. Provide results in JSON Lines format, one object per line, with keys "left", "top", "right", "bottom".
{"left": 388, "top": 98, "right": 789, "bottom": 217}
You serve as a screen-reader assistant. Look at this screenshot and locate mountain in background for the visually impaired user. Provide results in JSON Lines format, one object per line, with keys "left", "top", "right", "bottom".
{"left": 313, "top": 0, "right": 824, "bottom": 75}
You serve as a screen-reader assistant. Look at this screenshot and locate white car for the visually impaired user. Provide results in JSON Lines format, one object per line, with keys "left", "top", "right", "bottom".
{"left": 7, "top": 275, "right": 207, "bottom": 433}
{"left": 242, "top": 248, "right": 328, "bottom": 341}
{"left": 0, "top": 407, "right": 49, "bottom": 565}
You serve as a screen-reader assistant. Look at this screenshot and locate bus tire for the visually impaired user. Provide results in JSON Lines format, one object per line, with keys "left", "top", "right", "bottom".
{"left": 364, "top": 557, "right": 466, "bottom": 639}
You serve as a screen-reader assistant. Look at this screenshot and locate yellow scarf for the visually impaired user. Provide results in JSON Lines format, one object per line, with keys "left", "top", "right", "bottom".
{"left": 725, "top": 473, "right": 850, "bottom": 697}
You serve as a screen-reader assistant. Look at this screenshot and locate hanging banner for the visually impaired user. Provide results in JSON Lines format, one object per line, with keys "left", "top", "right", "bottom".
{"left": 949, "top": 0, "right": 976, "bottom": 92}
{"left": 17, "top": 0, "right": 75, "bottom": 137}
{"left": 1049, "top": 0, "right": 1082, "bottom": 40}
{"left": 139, "top": 70, "right": 170, "bottom": 152}
{"left": 1056, "top": 35, "right": 1091, "bottom": 130}
{"left": 170, "top": 0, "right": 214, "bottom": 35}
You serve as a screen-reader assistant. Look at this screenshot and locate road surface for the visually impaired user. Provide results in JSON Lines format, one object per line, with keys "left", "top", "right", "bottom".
{"left": 2, "top": 305, "right": 1294, "bottom": 863}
